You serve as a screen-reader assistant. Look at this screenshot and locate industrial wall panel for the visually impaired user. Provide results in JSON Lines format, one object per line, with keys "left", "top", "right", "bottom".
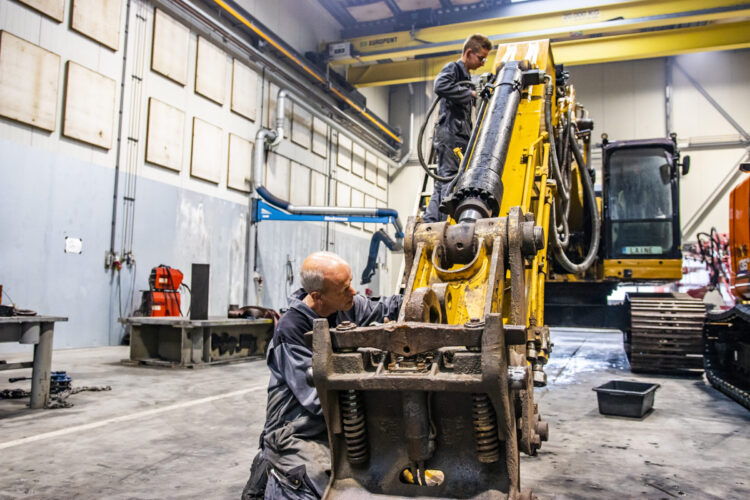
{"left": 70, "top": 0, "right": 121, "bottom": 51}
{"left": 151, "top": 9, "right": 189, "bottom": 86}
{"left": 336, "top": 181, "right": 350, "bottom": 208}
{"left": 227, "top": 133, "right": 253, "bottom": 193}
{"left": 145, "top": 97, "right": 184, "bottom": 172}
{"left": 0, "top": 31, "right": 60, "bottom": 132}
{"left": 352, "top": 142, "right": 365, "bottom": 177}
{"left": 364, "top": 194, "right": 376, "bottom": 233}
{"left": 230, "top": 59, "right": 257, "bottom": 121}
{"left": 350, "top": 188, "right": 364, "bottom": 228}
{"left": 376, "top": 156, "right": 388, "bottom": 190}
{"left": 337, "top": 134, "right": 352, "bottom": 170}
{"left": 310, "top": 170, "right": 327, "bottom": 206}
{"left": 312, "top": 116, "right": 327, "bottom": 158}
{"left": 266, "top": 152, "right": 290, "bottom": 200}
{"left": 290, "top": 161, "right": 311, "bottom": 205}
{"left": 190, "top": 117, "right": 222, "bottom": 184}
{"left": 195, "top": 36, "right": 226, "bottom": 105}
{"left": 62, "top": 61, "right": 116, "bottom": 149}
{"left": 291, "top": 103, "right": 311, "bottom": 149}
{"left": 16, "top": 0, "right": 64, "bottom": 22}
{"left": 364, "top": 150, "right": 377, "bottom": 183}
{"left": 395, "top": 0, "right": 441, "bottom": 12}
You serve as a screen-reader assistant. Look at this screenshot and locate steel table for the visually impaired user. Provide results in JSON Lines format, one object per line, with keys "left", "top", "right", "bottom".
{"left": 120, "top": 316, "right": 273, "bottom": 367}
{"left": 0, "top": 315, "right": 68, "bottom": 408}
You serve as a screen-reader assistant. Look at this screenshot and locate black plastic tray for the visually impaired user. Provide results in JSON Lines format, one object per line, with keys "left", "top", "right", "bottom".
{"left": 593, "top": 380, "right": 660, "bottom": 418}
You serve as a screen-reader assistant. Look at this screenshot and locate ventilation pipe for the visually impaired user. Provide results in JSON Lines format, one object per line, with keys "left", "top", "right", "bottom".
{"left": 251, "top": 91, "right": 406, "bottom": 288}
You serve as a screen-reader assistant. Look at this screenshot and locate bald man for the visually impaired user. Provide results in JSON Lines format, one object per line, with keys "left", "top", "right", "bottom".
{"left": 242, "top": 252, "right": 402, "bottom": 500}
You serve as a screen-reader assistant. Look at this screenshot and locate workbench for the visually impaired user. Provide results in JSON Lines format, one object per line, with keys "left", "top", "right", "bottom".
{"left": 120, "top": 317, "right": 274, "bottom": 367}
{"left": 0, "top": 315, "right": 68, "bottom": 408}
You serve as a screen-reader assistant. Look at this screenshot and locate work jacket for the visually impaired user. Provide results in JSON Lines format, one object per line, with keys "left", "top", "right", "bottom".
{"left": 258, "top": 288, "right": 402, "bottom": 497}
{"left": 433, "top": 59, "right": 474, "bottom": 149}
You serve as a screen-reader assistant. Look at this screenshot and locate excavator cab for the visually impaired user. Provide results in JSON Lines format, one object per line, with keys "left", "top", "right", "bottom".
{"left": 601, "top": 137, "right": 688, "bottom": 281}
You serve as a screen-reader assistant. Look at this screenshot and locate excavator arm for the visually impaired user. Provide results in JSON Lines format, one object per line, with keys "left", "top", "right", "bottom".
{"left": 312, "top": 39, "right": 597, "bottom": 499}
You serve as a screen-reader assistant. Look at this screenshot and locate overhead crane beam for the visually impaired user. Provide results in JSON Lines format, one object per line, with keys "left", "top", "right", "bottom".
{"left": 347, "top": 20, "right": 750, "bottom": 88}
{"left": 335, "top": 0, "right": 750, "bottom": 66}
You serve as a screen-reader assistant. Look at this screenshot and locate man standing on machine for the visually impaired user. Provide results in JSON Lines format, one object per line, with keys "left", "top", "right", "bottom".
{"left": 423, "top": 33, "right": 492, "bottom": 223}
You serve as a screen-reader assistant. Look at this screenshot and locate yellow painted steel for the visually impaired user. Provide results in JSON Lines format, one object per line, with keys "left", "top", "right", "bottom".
{"left": 496, "top": 41, "right": 555, "bottom": 218}
{"left": 407, "top": 40, "right": 561, "bottom": 336}
{"left": 347, "top": 20, "right": 750, "bottom": 87}
{"left": 554, "top": 19, "right": 750, "bottom": 66}
{"left": 336, "top": 0, "right": 750, "bottom": 64}
{"left": 603, "top": 259, "right": 684, "bottom": 280}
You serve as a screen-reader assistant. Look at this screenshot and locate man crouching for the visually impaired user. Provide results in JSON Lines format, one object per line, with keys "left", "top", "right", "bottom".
{"left": 242, "top": 251, "right": 402, "bottom": 499}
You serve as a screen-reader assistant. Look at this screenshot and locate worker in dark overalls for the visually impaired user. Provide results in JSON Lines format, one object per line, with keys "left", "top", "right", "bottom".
{"left": 242, "top": 252, "right": 402, "bottom": 500}
{"left": 423, "top": 33, "right": 492, "bottom": 223}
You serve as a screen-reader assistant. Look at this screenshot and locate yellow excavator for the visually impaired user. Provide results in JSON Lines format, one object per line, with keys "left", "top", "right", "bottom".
{"left": 310, "top": 39, "right": 693, "bottom": 498}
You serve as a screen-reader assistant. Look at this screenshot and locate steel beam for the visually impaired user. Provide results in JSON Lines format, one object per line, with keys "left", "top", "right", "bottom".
{"left": 673, "top": 61, "right": 750, "bottom": 141}
{"left": 681, "top": 149, "right": 750, "bottom": 239}
{"left": 665, "top": 57, "right": 673, "bottom": 137}
{"left": 348, "top": 21, "right": 750, "bottom": 87}
{"left": 335, "top": 0, "right": 750, "bottom": 65}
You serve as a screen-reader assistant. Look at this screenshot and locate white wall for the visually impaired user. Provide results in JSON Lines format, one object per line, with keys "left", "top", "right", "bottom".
{"left": 358, "top": 86, "right": 390, "bottom": 123}
{"left": 235, "top": 0, "right": 340, "bottom": 55}
{"left": 0, "top": 0, "right": 395, "bottom": 352}
{"left": 572, "top": 49, "right": 750, "bottom": 241}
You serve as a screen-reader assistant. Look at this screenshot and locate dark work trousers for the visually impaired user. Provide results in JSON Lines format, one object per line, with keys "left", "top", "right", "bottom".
{"left": 423, "top": 143, "right": 462, "bottom": 222}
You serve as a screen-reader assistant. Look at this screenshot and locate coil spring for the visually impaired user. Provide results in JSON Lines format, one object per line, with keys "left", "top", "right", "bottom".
{"left": 340, "top": 390, "right": 369, "bottom": 465}
{"left": 472, "top": 393, "right": 500, "bottom": 463}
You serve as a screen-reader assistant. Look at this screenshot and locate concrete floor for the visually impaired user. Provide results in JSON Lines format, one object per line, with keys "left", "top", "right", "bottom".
{"left": 0, "top": 329, "right": 748, "bottom": 499}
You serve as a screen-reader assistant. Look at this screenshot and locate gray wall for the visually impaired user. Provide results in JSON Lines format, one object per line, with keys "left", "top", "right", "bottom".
{"left": 0, "top": 0, "right": 395, "bottom": 353}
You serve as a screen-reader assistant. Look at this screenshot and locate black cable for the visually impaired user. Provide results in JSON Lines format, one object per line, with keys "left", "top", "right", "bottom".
{"left": 417, "top": 96, "right": 457, "bottom": 183}
{"left": 180, "top": 282, "right": 192, "bottom": 317}
{"left": 2, "top": 287, "right": 15, "bottom": 306}
{"left": 416, "top": 80, "right": 477, "bottom": 184}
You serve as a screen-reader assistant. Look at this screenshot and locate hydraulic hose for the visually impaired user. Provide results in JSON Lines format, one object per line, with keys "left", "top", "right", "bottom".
{"left": 544, "top": 78, "right": 571, "bottom": 247}
{"left": 417, "top": 96, "right": 457, "bottom": 183}
{"left": 417, "top": 80, "right": 477, "bottom": 184}
{"left": 544, "top": 80, "right": 570, "bottom": 206}
{"left": 550, "top": 124, "right": 601, "bottom": 274}
{"left": 443, "top": 94, "right": 490, "bottom": 199}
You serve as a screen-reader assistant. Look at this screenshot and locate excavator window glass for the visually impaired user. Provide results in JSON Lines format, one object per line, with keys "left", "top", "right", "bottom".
{"left": 606, "top": 147, "right": 675, "bottom": 258}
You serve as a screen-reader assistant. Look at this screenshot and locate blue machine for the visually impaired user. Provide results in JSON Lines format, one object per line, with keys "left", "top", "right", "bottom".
{"left": 252, "top": 186, "right": 403, "bottom": 285}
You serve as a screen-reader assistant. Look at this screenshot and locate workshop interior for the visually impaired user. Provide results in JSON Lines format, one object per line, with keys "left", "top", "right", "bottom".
{"left": 1, "top": 0, "right": 749, "bottom": 498}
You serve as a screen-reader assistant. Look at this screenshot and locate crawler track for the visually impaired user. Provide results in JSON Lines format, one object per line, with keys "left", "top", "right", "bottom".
{"left": 626, "top": 293, "right": 706, "bottom": 375}
{"left": 704, "top": 304, "right": 750, "bottom": 410}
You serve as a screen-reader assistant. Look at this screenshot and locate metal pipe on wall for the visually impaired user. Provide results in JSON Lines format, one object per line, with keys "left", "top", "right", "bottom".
{"left": 108, "top": 0, "right": 133, "bottom": 264}
{"left": 211, "top": 0, "right": 402, "bottom": 145}
{"left": 252, "top": 132, "right": 404, "bottom": 236}
{"left": 275, "top": 88, "right": 411, "bottom": 170}
{"left": 248, "top": 123, "right": 405, "bottom": 303}
{"left": 664, "top": 57, "right": 673, "bottom": 137}
{"left": 155, "top": 0, "right": 401, "bottom": 158}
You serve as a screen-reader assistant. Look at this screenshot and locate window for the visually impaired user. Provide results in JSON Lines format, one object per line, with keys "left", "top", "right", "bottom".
{"left": 607, "top": 147, "right": 675, "bottom": 257}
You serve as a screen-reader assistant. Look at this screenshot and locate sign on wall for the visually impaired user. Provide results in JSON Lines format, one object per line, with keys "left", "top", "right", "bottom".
{"left": 0, "top": 32, "right": 60, "bottom": 132}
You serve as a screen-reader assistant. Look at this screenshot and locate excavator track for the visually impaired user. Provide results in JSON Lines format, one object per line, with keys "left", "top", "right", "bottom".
{"left": 704, "top": 304, "right": 750, "bottom": 410}
{"left": 626, "top": 293, "right": 706, "bottom": 375}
